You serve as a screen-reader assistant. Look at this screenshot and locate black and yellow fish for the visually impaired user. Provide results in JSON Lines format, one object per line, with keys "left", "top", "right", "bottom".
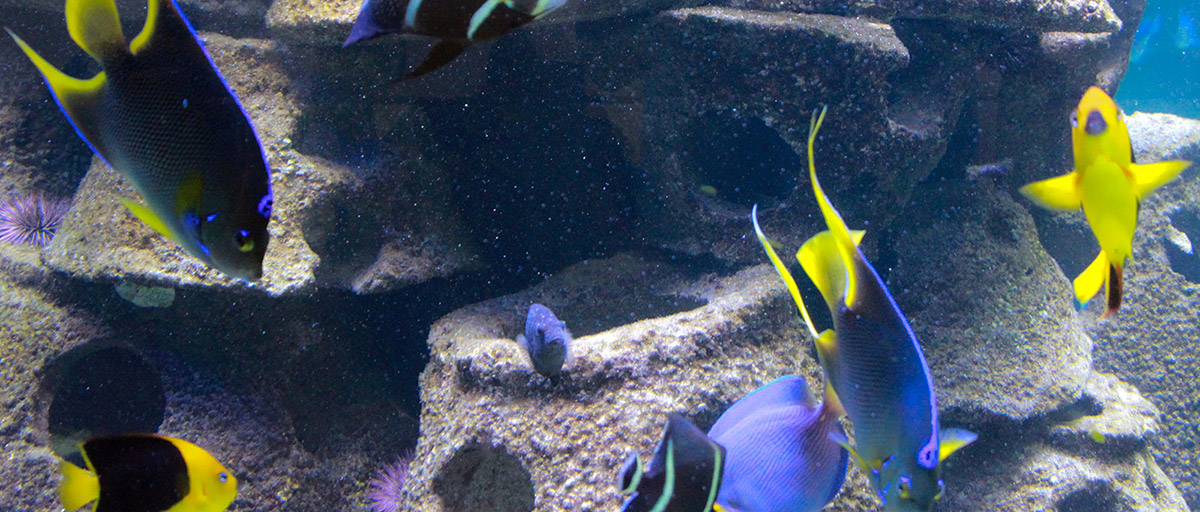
{"left": 8, "top": 0, "right": 273, "bottom": 280}
{"left": 618, "top": 413, "right": 725, "bottom": 512}
{"left": 59, "top": 433, "right": 237, "bottom": 512}
{"left": 344, "top": 0, "right": 565, "bottom": 78}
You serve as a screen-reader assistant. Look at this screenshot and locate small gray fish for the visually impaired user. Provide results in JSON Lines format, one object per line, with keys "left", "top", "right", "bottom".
{"left": 516, "top": 303, "right": 571, "bottom": 377}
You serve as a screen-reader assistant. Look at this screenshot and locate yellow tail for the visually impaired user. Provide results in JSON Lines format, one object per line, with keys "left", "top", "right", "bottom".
{"left": 58, "top": 459, "right": 99, "bottom": 511}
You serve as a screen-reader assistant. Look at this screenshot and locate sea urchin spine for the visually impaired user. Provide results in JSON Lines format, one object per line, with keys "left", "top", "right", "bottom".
{"left": 0, "top": 194, "right": 71, "bottom": 247}
{"left": 368, "top": 451, "right": 414, "bottom": 512}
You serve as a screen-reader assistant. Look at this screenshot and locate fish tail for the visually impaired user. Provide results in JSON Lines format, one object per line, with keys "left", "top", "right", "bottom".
{"left": 806, "top": 107, "right": 863, "bottom": 307}
{"left": 1072, "top": 251, "right": 1108, "bottom": 311}
{"left": 6, "top": 28, "right": 107, "bottom": 139}
{"left": 65, "top": 0, "right": 128, "bottom": 62}
{"left": 1102, "top": 263, "right": 1123, "bottom": 317}
{"left": 57, "top": 459, "right": 99, "bottom": 511}
{"left": 752, "top": 205, "right": 821, "bottom": 340}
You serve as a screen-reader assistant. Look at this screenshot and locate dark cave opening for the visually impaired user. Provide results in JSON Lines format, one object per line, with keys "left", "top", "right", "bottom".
{"left": 45, "top": 345, "right": 165, "bottom": 458}
{"left": 683, "top": 110, "right": 801, "bottom": 208}
{"left": 434, "top": 440, "right": 535, "bottom": 512}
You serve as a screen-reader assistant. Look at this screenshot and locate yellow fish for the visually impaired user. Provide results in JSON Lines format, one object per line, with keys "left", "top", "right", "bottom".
{"left": 59, "top": 433, "right": 237, "bottom": 512}
{"left": 1020, "top": 87, "right": 1191, "bottom": 316}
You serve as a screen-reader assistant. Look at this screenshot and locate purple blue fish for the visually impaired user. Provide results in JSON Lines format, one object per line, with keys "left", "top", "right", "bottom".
{"left": 752, "top": 107, "right": 976, "bottom": 511}
{"left": 707, "top": 375, "right": 847, "bottom": 512}
{"left": 516, "top": 303, "right": 571, "bottom": 377}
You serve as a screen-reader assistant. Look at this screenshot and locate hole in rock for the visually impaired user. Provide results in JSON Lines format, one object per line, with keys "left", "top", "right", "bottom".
{"left": 1057, "top": 481, "right": 1122, "bottom": 512}
{"left": 1165, "top": 209, "right": 1200, "bottom": 284}
{"left": 45, "top": 345, "right": 165, "bottom": 458}
{"left": 684, "top": 111, "right": 801, "bottom": 208}
{"left": 434, "top": 440, "right": 535, "bottom": 512}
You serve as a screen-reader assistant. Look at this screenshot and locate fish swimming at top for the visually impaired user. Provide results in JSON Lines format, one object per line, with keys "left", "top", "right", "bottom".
{"left": 344, "top": 0, "right": 565, "bottom": 78}
{"left": 516, "top": 303, "right": 572, "bottom": 377}
{"left": 1020, "top": 87, "right": 1191, "bottom": 316}
{"left": 618, "top": 413, "right": 725, "bottom": 512}
{"left": 707, "top": 375, "right": 847, "bottom": 512}
{"left": 7, "top": 0, "right": 273, "bottom": 281}
{"left": 59, "top": 433, "right": 237, "bottom": 512}
{"left": 752, "top": 107, "right": 976, "bottom": 511}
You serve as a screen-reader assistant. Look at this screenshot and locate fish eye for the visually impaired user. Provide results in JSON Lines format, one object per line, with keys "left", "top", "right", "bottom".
{"left": 235, "top": 230, "right": 254, "bottom": 252}
{"left": 219, "top": 472, "right": 228, "bottom": 483}
{"left": 1069, "top": 111, "right": 1078, "bottom": 128}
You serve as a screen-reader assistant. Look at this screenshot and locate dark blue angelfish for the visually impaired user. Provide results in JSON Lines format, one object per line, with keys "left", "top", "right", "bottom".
{"left": 344, "top": 0, "right": 565, "bottom": 78}
{"left": 516, "top": 303, "right": 571, "bottom": 377}
{"left": 8, "top": 0, "right": 273, "bottom": 280}
{"left": 752, "top": 108, "right": 976, "bottom": 511}
{"left": 618, "top": 413, "right": 725, "bottom": 512}
{"left": 707, "top": 376, "right": 847, "bottom": 512}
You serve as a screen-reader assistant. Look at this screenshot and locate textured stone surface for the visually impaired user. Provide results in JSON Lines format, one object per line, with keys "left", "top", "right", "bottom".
{"left": 887, "top": 169, "right": 1092, "bottom": 422}
{"left": 945, "top": 372, "right": 1188, "bottom": 511}
{"left": 407, "top": 255, "right": 841, "bottom": 512}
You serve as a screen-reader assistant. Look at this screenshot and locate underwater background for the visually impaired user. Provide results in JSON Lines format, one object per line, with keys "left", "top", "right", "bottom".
{"left": 0, "top": 0, "right": 1198, "bottom": 510}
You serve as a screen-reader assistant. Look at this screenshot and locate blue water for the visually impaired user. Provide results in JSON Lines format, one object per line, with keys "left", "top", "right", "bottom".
{"left": 1119, "top": 0, "right": 1200, "bottom": 118}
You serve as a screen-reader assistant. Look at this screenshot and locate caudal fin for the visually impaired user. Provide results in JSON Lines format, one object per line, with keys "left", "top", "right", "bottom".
{"left": 1103, "top": 263, "right": 1123, "bottom": 317}
{"left": 58, "top": 459, "right": 99, "bottom": 511}
{"left": 1072, "top": 252, "right": 1108, "bottom": 310}
{"left": 65, "top": 0, "right": 127, "bottom": 62}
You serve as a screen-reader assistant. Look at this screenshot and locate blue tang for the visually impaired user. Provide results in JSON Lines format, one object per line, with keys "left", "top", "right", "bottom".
{"left": 707, "top": 375, "right": 848, "bottom": 512}
{"left": 618, "top": 413, "right": 725, "bottom": 512}
{"left": 8, "top": 0, "right": 273, "bottom": 280}
{"left": 345, "top": 0, "right": 565, "bottom": 78}
{"left": 752, "top": 107, "right": 976, "bottom": 511}
{"left": 516, "top": 303, "right": 571, "bottom": 377}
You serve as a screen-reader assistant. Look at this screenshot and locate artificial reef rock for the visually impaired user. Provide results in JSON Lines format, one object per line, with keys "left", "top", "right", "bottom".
{"left": 407, "top": 251, "right": 1187, "bottom": 512}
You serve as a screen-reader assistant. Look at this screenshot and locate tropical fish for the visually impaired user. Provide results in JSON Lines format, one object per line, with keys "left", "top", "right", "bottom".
{"left": 59, "top": 433, "right": 237, "bottom": 512}
{"left": 1019, "top": 87, "right": 1191, "bottom": 315}
{"left": 752, "top": 107, "right": 976, "bottom": 511}
{"left": 707, "top": 375, "right": 847, "bottom": 512}
{"left": 516, "top": 303, "right": 571, "bottom": 377}
{"left": 344, "top": 0, "right": 566, "bottom": 78}
{"left": 618, "top": 413, "right": 725, "bottom": 512}
{"left": 7, "top": 0, "right": 273, "bottom": 281}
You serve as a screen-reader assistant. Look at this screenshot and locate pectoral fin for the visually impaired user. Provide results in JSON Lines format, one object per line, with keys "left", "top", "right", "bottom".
{"left": 120, "top": 198, "right": 175, "bottom": 240}
{"left": 1019, "top": 172, "right": 1082, "bottom": 212}
{"left": 1130, "top": 160, "right": 1190, "bottom": 199}
{"left": 829, "top": 431, "right": 877, "bottom": 473}
{"left": 938, "top": 428, "right": 977, "bottom": 462}
{"left": 1072, "top": 251, "right": 1108, "bottom": 311}
{"left": 405, "top": 39, "right": 470, "bottom": 79}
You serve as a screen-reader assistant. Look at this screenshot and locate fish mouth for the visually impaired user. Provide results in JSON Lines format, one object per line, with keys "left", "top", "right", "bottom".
{"left": 1084, "top": 110, "right": 1107, "bottom": 136}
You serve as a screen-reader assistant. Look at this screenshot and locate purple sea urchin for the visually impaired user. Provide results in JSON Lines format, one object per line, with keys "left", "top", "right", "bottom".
{"left": 368, "top": 452, "right": 414, "bottom": 512}
{"left": 0, "top": 194, "right": 71, "bottom": 247}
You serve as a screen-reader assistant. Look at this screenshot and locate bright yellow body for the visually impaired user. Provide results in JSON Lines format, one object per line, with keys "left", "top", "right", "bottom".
{"left": 58, "top": 434, "right": 237, "bottom": 512}
{"left": 1020, "top": 86, "right": 1191, "bottom": 315}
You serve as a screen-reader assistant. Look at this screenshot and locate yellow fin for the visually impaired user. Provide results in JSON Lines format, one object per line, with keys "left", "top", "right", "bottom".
{"left": 1130, "top": 160, "right": 1190, "bottom": 200}
{"left": 797, "top": 229, "right": 865, "bottom": 311}
{"left": 6, "top": 29, "right": 108, "bottom": 125}
{"left": 120, "top": 198, "right": 175, "bottom": 240}
{"left": 805, "top": 107, "right": 861, "bottom": 308}
{"left": 937, "top": 428, "right": 977, "bottom": 462}
{"left": 130, "top": 0, "right": 163, "bottom": 54}
{"left": 58, "top": 459, "right": 99, "bottom": 511}
{"left": 1019, "top": 172, "right": 1082, "bottom": 212}
{"left": 752, "top": 205, "right": 820, "bottom": 340}
{"left": 1073, "top": 251, "right": 1108, "bottom": 310}
{"left": 65, "top": 0, "right": 126, "bottom": 61}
